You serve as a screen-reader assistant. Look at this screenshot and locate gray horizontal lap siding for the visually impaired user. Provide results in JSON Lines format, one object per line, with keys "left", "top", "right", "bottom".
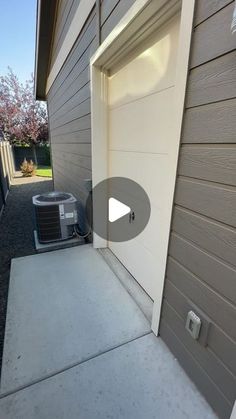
{"left": 160, "top": 2, "right": 236, "bottom": 419}
{"left": 50, "top": 0, "right": 81, "bottom": 68}
{"left": 100, "top": 0, "right": 136, "bottom": 42}
{"left": 47, "top": 5, "right": 96, "bottom": 231}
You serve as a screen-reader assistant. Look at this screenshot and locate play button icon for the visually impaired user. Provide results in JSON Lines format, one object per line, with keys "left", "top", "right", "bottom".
{"left": 109, "top": 198, "right": 131, "bottom": 222}
{"left": 86, "top": 177, "right": 151, "bottom": 242}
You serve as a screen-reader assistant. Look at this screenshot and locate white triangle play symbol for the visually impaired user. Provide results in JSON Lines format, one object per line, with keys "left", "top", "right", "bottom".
{"left": 109, "top": 197, "right": 131, "bottom": 222}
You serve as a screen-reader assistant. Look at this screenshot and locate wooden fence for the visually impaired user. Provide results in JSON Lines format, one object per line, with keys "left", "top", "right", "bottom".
{"left": 0, "top": 141, "right": 14, "bottom": 217}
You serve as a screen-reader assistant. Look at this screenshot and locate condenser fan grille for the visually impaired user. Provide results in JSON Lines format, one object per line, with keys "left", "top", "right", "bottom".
{"left": 35, "top": 205, "right": 62, "bottom": 242}
{"left": 36, "top": 192, "right": 71, "bottom": 202}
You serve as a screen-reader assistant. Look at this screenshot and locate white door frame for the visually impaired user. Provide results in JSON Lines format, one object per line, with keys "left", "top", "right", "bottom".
{"left": 90, "top": 0, "right": 195, "bottom": 335}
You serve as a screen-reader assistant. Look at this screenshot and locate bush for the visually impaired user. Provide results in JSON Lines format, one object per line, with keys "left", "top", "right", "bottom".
{"left": 20, "top": 158, "right": 37, "bottom": 177}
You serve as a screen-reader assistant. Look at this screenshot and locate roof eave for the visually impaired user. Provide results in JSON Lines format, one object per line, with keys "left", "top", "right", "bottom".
{"left": 34, "top": 0, "right": 58, "bottom": 100}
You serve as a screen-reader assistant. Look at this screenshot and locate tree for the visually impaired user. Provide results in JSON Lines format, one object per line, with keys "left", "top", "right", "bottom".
{"left": 0, "top": 68, "right": 48, "bottom": 146}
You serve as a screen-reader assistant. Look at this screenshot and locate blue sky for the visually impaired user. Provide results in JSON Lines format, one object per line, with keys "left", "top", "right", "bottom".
{"left": 0, "top": 0, "right": 37, "bottom": 83}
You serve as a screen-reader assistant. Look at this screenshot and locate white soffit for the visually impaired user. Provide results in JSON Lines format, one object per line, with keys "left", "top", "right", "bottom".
{"left": 46, "top": 0, "right": 95, "bottom": 94}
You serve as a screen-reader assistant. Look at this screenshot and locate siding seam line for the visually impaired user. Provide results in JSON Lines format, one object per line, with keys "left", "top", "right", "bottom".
{"left": 48, "top": 34, "right": 96, "bottom": 103}
{"left": 101, "top": 0, "right": 120, "bottom": 27}
{"left": 167, "top": 251, "right": 236, "bottom": 309}
{"left": 170, "top": 230, "right": 236, "bottom": 277}
{"left": 52, "top": 127, "right": 91, "bottom": 136}
{"left": 189, "top": 47, "right": 236, "bottom": 72}
{"left": 177, "top": 174, "right": 236, "bottom": 191}
{"left": 176, "top": 173, "right": 236, "bottom": 188}
{"left": 51, "top": 141, "right": 91, "bottom": 145}
{"left": 173, "top": 204, "right": 236, "bottom": 235}
{"left": 194, "top": 0, "right": 234, "bottom": 28}
{"left": 50, "top": 100, "right": 91, "bottom": 130}
{"left": 51, "top": 80, "right": 90, "bottom": 120}
{"left": 186, "top": 93, "right": 236, "bottom": 110}
{"left": 50, "top": 113, "right": 91, "bottom": 133}
{"left": 54, "top": 156, "right": 91, "bottom": 172}
{"left": 180, "top": 143, "right": 236, "bottom": 149}
{"left": 48, "top": 12, "right": 96, "bottom": 98}
{"left": 172, "top": 202, "right": 236, "bottom": 233}
{"left": 53, "top": 150, "right": 91, "bottom": 158}
{"left": 184, "top": 95, "right": 236, "bottom": 112}
{"left": 49, "top": 72, "right": 90, "bottom": 117}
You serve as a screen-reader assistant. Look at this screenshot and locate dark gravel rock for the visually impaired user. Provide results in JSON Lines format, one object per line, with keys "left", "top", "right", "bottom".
{"left": 0, "top": 178, "right": 52, "bottom": 376}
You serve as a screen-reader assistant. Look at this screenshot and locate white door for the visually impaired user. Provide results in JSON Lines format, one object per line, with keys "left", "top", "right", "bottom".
{"left": 108, "top": 15, "right": 180, "bottom": 300}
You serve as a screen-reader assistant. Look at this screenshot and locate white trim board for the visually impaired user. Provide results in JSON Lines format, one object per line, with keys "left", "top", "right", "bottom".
{"left": 90, "top": 0, "right": 195, "bottom": 335}
{"left": 46, "top": 0, "right": 95, "bottom": 94}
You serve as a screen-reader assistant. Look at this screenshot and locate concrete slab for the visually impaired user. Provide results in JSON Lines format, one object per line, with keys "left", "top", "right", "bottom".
{"left": 0, "top": 334, "right": 216, "bottom": 419}
{"left": 1, "top": 245, "right": 150, "bottom": 394}
{"left": 33, "top": 230, "right": 84, "bottom": 253}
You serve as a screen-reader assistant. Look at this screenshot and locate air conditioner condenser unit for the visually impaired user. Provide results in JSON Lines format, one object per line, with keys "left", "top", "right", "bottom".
{"left": 32, "top": 192, "right": 78, "bottom": 243}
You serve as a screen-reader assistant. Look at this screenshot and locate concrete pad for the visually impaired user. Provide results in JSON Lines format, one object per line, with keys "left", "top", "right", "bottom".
{"left": 33, "top": 230, "right": 84, "bottom": 253}
{"left": 0, "top": 334, "right": 216, "bottom": 419}
{"left": 1, "top": 245, "right": 150, "bottom": 394}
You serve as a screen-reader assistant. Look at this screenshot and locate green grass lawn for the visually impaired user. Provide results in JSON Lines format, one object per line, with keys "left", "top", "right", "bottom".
{"left": 36, "top": 166, "right": 52, "bottom": 178}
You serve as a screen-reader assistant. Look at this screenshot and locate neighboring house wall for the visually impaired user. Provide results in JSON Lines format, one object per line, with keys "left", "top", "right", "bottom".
{"left": 46, "top": 1, "right": 236, "bottom": 418}
{"left": 160, "top": 2, "right": 236, "bottom": 419}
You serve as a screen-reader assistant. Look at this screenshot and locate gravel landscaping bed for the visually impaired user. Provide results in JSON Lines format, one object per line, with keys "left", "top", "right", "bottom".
{"left": 0, "top": 176, "right": 53, "bottom": 376}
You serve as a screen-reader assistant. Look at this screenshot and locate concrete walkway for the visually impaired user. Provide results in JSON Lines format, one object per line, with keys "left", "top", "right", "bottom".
{"left": 0, "top": 245, "right": 216, "bottom": 419}
{"left": 0, "top": 174, "right": 52, "bottom": 375}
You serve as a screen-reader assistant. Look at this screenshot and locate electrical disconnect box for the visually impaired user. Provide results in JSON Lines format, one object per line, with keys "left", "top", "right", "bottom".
{"left": 185, "top": 310, "right": 201, "bottom": 340}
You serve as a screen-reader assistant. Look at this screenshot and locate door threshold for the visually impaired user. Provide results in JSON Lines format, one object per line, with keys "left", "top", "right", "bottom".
{"left": 98, "top": 248, "right": 153, "bottom": 323}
